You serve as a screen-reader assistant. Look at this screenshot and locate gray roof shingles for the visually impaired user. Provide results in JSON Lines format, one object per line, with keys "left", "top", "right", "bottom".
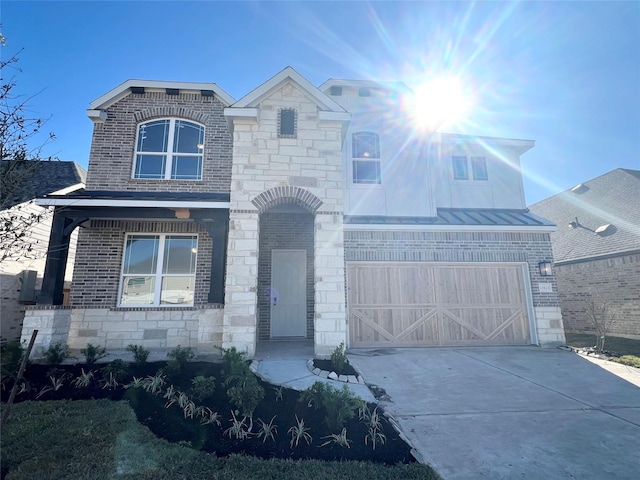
{"left": 1, "top": 160, "right": 87, "bottom": 209}
{"left": 529, "top": 168, "right": 640, "bottom": 263}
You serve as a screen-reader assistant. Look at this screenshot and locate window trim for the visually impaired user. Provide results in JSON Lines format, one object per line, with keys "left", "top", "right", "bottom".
{"left": 118, "top": 233, "right": 198, "bottom": 307}
{"left": 452, "top": 155, "right": 489, "bottom": 182}
{"left": 133, "top": 118, "right": 205, "bottom": 181}
{"left": 277, "top": 108, "right": 297, "bottom": 138}
{"left": 351, "top": 131, "right": 382, "bottom": 185}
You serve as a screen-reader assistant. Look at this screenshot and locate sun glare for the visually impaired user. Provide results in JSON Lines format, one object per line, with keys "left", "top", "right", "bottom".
{"left": 408, "top": 77, "right": 472, "bottom": 131}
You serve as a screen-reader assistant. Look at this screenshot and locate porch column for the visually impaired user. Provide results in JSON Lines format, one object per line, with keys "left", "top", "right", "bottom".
{"left": 314, "top": 212, "right": 347, "bottom": 357}
{"left": 38, "top": 209, "right": 72, "bottom": 305}
{"left": 222, "top": 211, "right": 259, "bottom": 356}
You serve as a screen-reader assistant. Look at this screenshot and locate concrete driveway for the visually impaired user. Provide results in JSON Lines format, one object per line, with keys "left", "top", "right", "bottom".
{"left": 348, "top": 347, "right": 640, "bottom": 480}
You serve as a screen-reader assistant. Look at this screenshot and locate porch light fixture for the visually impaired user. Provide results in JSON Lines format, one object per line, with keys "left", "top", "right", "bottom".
{"left": 538, "top": 261, "right": 553, "bottom": 277}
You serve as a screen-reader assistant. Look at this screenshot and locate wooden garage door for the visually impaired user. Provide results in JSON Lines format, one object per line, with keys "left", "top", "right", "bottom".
{"left": 348, "top": 263, "right": 531, "bottom": 347}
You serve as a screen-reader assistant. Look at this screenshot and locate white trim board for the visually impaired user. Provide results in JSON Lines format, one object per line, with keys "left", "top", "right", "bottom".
{"left": 36, "top": 198, "right": 230, "bottom": 209}
{"left": 344, "top": 223, "right": 556, "bottom": 233}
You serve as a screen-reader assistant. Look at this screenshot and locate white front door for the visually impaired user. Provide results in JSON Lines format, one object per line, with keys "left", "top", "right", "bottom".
{"left": 270, "top": 249, "right": 307, "bottom": 337}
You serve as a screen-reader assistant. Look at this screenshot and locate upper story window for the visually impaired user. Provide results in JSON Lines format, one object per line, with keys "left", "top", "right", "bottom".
{"left": 451, "top": 155, "right": 488, "bottom": 181}
{"left": 278, "top": 108, "right": 297, "bottom": 138}
{"left": 352, "top": 132, "right": 381, "bottom": 184}
{"left": 119, "top": 234, "right": 197, "bottom": 306}
{"left": 134, "top": 119, "right": 204, "bottom": 180}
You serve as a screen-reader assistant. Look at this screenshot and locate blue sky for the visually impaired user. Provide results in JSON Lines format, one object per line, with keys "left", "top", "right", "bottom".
{"left": 2, "top": 0, "right": 639, "bottom": 204}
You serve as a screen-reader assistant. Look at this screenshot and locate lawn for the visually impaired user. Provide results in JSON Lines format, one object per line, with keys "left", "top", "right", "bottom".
{"left": 0, "top": 400, "right": 440, "bottom": 480}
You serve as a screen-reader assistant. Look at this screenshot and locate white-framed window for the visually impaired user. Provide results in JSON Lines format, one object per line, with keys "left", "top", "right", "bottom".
{"left": 352, "top": 131, "right": 381, "bottom": 184}
{"left": 119, "top": 234, "right": 197, "bottom": 306}
{"left": 451, "top": 155, "right": 489, "bottom": 181}
{"left": 471, "top": 156, "right": 488, "bottom": 181}
{"left": 133, "top": 119, "right": 204, "bottom": 180}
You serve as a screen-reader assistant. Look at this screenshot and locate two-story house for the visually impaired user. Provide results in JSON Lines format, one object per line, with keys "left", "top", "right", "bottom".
{"left": 22, "top": 67, "right": 565, "bottom": 357}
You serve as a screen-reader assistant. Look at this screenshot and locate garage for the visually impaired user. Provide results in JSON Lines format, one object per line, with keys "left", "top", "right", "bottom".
{"left": 347, "top": 263, "right": 532, "bottom": 347}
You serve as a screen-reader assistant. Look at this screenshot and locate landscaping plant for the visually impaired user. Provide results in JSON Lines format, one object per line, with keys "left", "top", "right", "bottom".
{"left": 190, "top": 375, "right": 216, "bottom": 402}
{"left": 221, "top": 347, "right": 265, "bottom": 427}
{"left": 126, "top": 344, "right": 150, "bottom": 366}
{"left": 43, "top": 342, "right": 72, "bottom": 365}
{"left": 81, "top": 343, "right": 107, "bottom": 366}
{"left": 330, "top": 342, "right": 349, "bottom": 372}
{"left": 301, "top": 381, "right": 360, "bottom": 430}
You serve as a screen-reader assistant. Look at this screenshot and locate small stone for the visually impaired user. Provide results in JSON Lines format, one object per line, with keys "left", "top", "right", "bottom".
{"left": 357, "top": 375, "right": 365, "bottom": 384}
{"left": 312, "top": 367, "right": 322, "bottom": 376}
{"left": 328, "top": 371, "right": 339, "bottom": 380}
{"left": 249, "top": 361, "right": 259, "bottom": 373}
{"left": 307, "top": 359, "right": 314, "bottom": 370}
{"left": 338, "top": 374, "right": 348, "bottom": 382}
{"left": 347, "top": 375, "right": 358, "bottom": 383}
{"left": 319, "top": 370, "right": 329, "bottom": 378}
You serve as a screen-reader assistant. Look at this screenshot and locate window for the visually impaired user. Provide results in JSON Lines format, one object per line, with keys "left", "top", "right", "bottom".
{"left": 120, "top": 234, "right": 197, "bottom": 306}
{"left": 471, "top": 156, "right": 488, "bottom": 181}
{"left": 278, "top": 108, "right": 297, "bottom": 138}
{"left": 452, "top": 155, "right": 489, "bottom": 181}
{"left": 330, "top": 86, "right": 342, "bottom": 96}
{"left": 452, "top": 156, "right": 469, "bottom": 180}
{"left": 134, "top": 119, "right": 204, "bottom": 180}
{"left": 352, "top": 132, "right": 381, "bottom": 184}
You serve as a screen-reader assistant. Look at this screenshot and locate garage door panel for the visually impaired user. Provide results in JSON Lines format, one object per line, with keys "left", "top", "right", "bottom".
{"left": 348, "top": 263, "right": 531, "bottom": 347}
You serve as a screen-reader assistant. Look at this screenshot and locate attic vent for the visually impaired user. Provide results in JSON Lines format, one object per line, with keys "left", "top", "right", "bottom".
{"left": 166, "top": 88, "right": 180, "bottom": 96}
{"left": 201, "top": 90, "right": 214, "bottom": 97}
{"left": 130, "top": 87, "right": 145, "bottom": 94}
{"left": 571, "top": 183, "right": 587, "bottom": 193}
{"left": 595, "top": 224, "right": 613, "bottom": 235}
{"left": 330, "top": 86, "right": 342, "bottom": 96}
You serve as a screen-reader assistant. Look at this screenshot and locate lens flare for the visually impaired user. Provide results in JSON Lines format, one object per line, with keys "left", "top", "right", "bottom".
{"left": 406, "top": 76, "right": 473, "bottom": 131}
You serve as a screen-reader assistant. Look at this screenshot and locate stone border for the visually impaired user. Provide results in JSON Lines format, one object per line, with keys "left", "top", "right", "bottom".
{"left": 306, "top": 359, "right": 366, "bottom": 384}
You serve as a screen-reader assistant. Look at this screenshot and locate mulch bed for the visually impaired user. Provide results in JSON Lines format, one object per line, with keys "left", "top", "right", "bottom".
{"left": 2, "top": 361, "right": 415, "bottom": 464}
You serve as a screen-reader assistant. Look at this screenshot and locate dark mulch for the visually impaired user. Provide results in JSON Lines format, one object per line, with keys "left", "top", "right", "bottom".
{"left": 2, "top": 361, "right": 414, "bottom": 464}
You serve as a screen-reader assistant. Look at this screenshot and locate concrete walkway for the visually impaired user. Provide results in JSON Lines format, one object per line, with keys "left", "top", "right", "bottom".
{"left": 251, "top": 341, "right": 375, "bottom": 402}
{"left": 348, "top": 346, "right": 640, "bottom": 480}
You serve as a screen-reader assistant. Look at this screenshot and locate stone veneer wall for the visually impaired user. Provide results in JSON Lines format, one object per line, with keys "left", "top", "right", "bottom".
{"left": 344, "top": 229, "right": 565, "bottom": 346}
{"left": 257, "top": 211, "right": 315, "bottom": 340}
{"left": 556, "top": 252, "right": 640, "bottom": 339}
{"left": 21, "top": 306, "right": 224, "bottom": 357}
{"left": 86, "top": 91, "right": 232, "bottom": 193}
{"left": 223, "top": 81, "right": 346, "bottom": 357}
{"left": 70, "top": 220, "right": 213, "bottom": 307}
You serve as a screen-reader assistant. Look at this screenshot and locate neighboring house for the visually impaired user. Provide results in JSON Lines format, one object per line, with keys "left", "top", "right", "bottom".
{"left": 22, "top": 67, "right": 564, "bottom": 357}
{"left": 529, "top": 169, "right": 640, "bottom": 339}
{"left": 0, "top": 160, "right": 86, "bottom": 343}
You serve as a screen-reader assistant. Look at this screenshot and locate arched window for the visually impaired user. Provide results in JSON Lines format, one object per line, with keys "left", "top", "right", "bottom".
{"left": 133, "top": 119, "right": 204, "bottom": 180}
{"left": 352, "top": 131, "right": 381, "bottom": 184}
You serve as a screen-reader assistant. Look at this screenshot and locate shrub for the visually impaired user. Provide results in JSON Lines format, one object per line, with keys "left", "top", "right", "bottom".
{"left": 81, "top": 343, "right": 107, "bottom": 366}
{"left": 166, "top": 345, "right": 195, "bottom": 374}
{"left": 611, "top": 355, "right": 640, "bottom": 368}
{"left": 190, "top": 375, "right": 216, "bottom": 402}
{"left": 221, "top": 347, "right": 264, "bottom": 420}
{"left": 1, "top": 340, "right": 26, "bottom": 381}
{"left": 43, "top": 343, "right": 72, "bottom": 365}
{"left": 101, "top": 359, "right": 130, "bottom": 383}
{"left": 126, "top": 344, "right": 150, "bottom": 366}
{"left": 330, "top": 342, "right": 349, "bottom": 372}
{"left": 301, "top": 381, "right": 360, "bottom": 430}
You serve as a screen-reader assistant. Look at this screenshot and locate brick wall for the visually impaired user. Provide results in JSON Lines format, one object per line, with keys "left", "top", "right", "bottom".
{"left": 86, "top": 91, "right": 232, "bottom": 193}
{"left": 344, "top": 230, "right": 560, "bottom": 307}
{"left": 70, "top": 220, "right": 213, "bottom": 307}
{"left": 257, "top": 211, "right": 315, "bottom": 340}
{"left": 556, "top": 253, "right": 640, "bottom": 338}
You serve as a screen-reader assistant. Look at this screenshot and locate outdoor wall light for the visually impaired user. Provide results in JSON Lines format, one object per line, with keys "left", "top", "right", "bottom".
{"left": 538, "top": 261, "right": 553, "bottom": 277}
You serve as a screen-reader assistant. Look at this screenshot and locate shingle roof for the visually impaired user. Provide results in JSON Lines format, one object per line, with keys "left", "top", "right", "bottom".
{"left": 1, "top": 160, "right": 86, "bottom": 209}
{"left": 529, "top": 169, "right": 640, "bottom": 263}
{"left": 345, "top": 208, "right": 555, "bottom": 227}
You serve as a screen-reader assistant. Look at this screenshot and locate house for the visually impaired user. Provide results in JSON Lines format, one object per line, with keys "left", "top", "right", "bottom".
{"left": 21, "top": 67, "right": 565, "bottom": 357}
{"left": 0, "top": 160, "right": 86, "bottom": 343}
{"left": 529, "top": 169, "right": 640, "bottom": 339}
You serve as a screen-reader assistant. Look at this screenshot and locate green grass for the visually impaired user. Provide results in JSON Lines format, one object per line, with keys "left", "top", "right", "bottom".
{"left": 0, "top": 400, "right": 440, "bottom": 480}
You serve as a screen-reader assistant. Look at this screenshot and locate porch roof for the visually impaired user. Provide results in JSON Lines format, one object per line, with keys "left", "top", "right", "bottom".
{"left": 36, "top": 190, "right": 230, "bottom": 208}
